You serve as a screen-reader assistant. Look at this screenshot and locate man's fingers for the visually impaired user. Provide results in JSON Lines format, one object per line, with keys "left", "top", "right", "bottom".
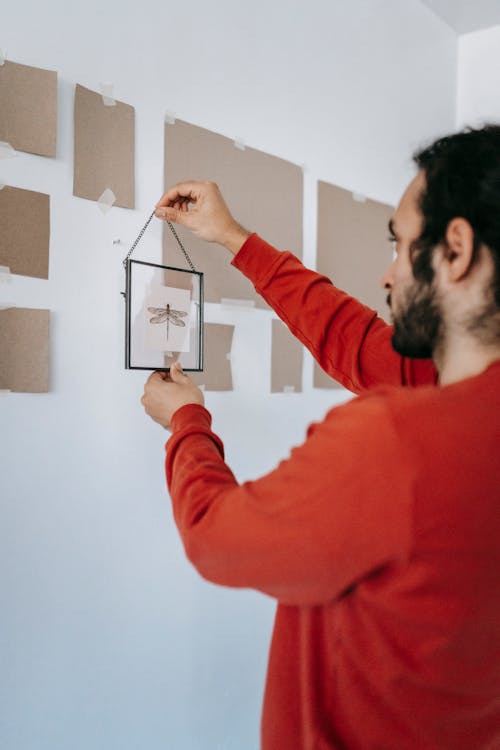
{"left": 154, "top": 205, "right": 198, "bottom": 230}
{"left": 144, "top": 371, "right": 167, "bottom": 393}
{"left": 156, "top": 181, "right": 202, "bottom": 209}
{"left": 144, "top": 370, "right": 175, "bottom": 391}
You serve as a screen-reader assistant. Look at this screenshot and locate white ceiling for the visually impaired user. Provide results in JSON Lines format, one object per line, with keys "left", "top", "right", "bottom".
{"left": 420, "top": 0, "right": 500, "bottom": 34}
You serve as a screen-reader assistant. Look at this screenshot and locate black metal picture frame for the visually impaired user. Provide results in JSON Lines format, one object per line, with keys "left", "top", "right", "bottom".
{"left": 125, "top": 258, "right": 204, "bottom": 372}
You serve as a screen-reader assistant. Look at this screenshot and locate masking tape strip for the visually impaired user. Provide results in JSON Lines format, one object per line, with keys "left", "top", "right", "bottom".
{"left": 100, "top": 82, "right": 116, "bottom": 106}
{"left": 225, "top": 352, "right": 232, "bottom": 361}
{"left": 0, "top": 50, "right": 5, "bottom": 66}
{"left": 0, "top": 182, "right": 5, "bottom": 190}
{"left": 0, "top": 390, "right": 12, "bottom": 396}
{"left": 233, "top": 137, "right": 246, "bottom": 151}
{"left": 0, "top": 141, "right": 16, "bottom": 159}
{"left": 97, "top": 188, "right": 116, "bottom": 214}
{"left": 164, "top": 111, "right": 176, "bottom": 125}
{"left": 221, "top": 298, "right": 256, "bottom": 309}
{"left": 0, "top": 265, "right": 12, "bottom": 283}
{"left": 283, "top": 385, "right": 296, "bottom": 394}
{"left": 352, "top": 192, "right": 367, "bottom": 203}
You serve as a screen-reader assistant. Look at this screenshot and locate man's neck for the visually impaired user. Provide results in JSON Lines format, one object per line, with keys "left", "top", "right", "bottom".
{"left": 434, "top": 336, "right": 500, "bottom": 386}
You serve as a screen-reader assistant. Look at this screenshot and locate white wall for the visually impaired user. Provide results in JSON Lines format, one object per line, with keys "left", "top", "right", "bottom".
{"left": 0, "top": 2, "right": 457, "bottom": 748}
{"left": 457, "top": 24, "right": 500, "bottom": 127}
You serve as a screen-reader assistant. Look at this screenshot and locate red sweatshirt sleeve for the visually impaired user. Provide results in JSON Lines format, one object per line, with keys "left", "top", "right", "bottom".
{"left": 232, "top": 234, "right": 437, "bottom": 392}
{"left": 166, "top": 398, "right": 414, "bottom": 606}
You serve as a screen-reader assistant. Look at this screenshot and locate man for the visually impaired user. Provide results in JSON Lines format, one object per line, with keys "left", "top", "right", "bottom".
{"left": 141, "top": 125, "right": 500, "bottom": 749}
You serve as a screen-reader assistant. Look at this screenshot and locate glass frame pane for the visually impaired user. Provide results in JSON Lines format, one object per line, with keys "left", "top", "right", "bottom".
{"left": 125, "top": 259, "right": 204, "bottom": 372}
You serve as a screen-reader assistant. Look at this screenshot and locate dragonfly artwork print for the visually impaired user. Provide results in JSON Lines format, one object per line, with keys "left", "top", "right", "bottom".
{"left": 147, "top": 302, "right": 188, "bottom": 343}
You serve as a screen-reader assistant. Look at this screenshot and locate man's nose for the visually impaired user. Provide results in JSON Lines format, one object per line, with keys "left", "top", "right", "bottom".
{"left": 380, "top": 260, "right": 396, "bottom": 291}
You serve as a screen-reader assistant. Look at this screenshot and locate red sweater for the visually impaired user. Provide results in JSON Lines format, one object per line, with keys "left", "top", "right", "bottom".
{"left": 165, "top": 234, "right": 500, "bottom": 749}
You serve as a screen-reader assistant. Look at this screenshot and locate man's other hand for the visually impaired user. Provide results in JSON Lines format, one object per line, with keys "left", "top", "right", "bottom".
{"left": 154, "top": 180, "right": 251, "bottom": 256}
{"left": 141, "top": 363, "right": 205, "bottom": 430}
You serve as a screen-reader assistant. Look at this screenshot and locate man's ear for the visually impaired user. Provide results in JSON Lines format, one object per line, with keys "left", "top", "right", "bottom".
{"left": 443, "top": 218, "right": 475, "bottom": 282}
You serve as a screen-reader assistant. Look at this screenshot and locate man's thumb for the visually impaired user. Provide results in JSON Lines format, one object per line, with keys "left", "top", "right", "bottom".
{"left": 155, "top": 206, "right": 179, "bottom": 223}
{"left": 156, "top": 207, "right": 197, "bottom": 232}
{"left": 170, "top": 361, "right": 187, "bottom": 383}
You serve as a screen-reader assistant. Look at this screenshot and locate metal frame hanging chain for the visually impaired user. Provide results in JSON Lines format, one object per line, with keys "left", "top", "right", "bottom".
{"left": 165, "top": 220, "right": 196, "bottom": 272}
{"left": 122, "top": 210, "right": 155, "bottom": 268}
{"left": 122, "top": 210, "right": 197, "bottom": 272}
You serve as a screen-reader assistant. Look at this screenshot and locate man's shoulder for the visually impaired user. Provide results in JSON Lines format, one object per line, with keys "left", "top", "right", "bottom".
{"left": 325, "top": 360, "right": 500, "bottom": 442}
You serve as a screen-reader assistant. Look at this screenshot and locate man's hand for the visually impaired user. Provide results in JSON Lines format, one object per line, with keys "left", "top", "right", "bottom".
{"left": 154, "top": 180, "right": 251, "bottom": 256}
{"left": 141, "top": 362, "right": 205, "bottom": 430}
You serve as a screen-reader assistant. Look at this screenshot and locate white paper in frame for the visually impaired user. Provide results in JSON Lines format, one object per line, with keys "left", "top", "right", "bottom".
{"left": 125, "top": 259, "right": 204, "bottom": 371}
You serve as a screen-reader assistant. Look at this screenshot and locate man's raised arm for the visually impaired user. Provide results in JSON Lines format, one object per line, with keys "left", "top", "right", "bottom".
{"left": 155, "top": 181, "right": 436, "bottom": 393}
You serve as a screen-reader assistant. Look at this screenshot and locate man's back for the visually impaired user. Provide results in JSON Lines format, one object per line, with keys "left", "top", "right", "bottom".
{"left": 261, "top": 361, "right": 500, "bottom": 749}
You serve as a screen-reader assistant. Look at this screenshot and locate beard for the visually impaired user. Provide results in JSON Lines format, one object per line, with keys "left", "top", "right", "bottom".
{"left": 389, "top": 278, "right": 443, "bottom": 359}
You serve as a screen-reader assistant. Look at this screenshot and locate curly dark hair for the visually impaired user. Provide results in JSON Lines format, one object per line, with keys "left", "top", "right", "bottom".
{"left": 412, "top": 124, "right": 500, "bottom": 310}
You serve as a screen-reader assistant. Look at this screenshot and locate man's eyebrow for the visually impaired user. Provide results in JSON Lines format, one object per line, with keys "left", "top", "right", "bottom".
{"left": 388, "top": 218, "right": 398, "bottom": 239}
